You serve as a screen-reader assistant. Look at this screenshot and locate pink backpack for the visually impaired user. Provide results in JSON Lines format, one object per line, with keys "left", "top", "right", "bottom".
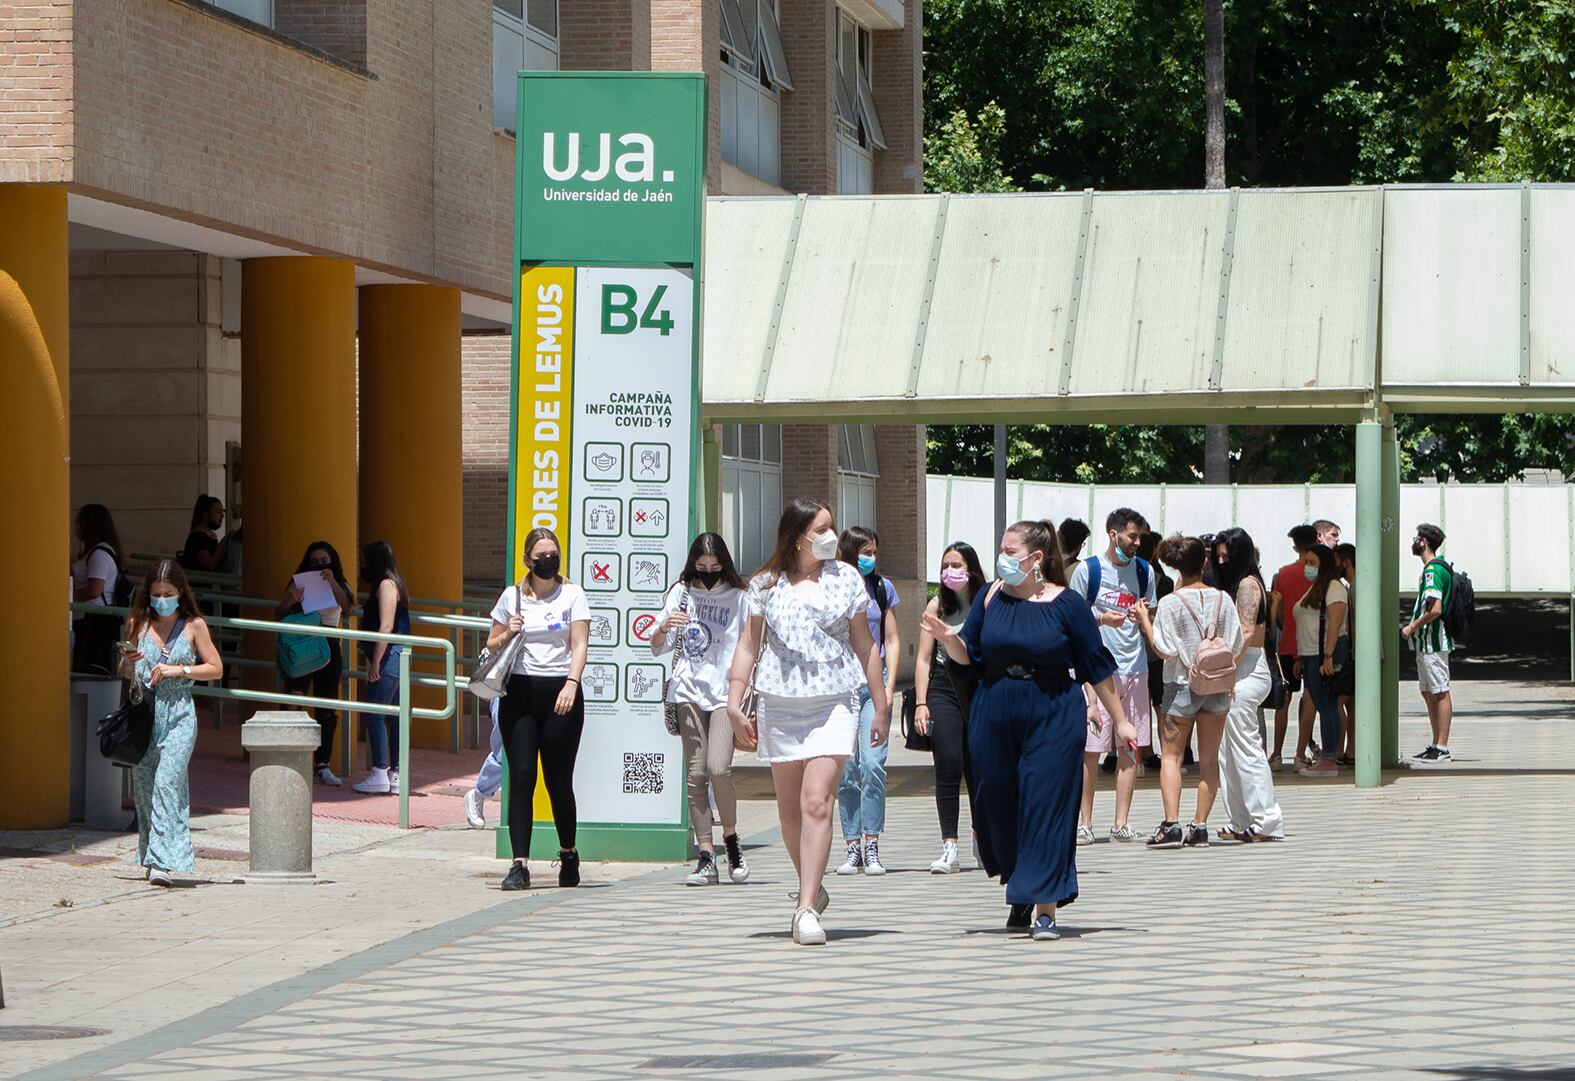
{"left": 1178, "top": 591, "right": 1236, "bottom": 697}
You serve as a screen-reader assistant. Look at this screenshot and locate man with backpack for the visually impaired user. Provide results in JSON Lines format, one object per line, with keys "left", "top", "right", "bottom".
{"left": 1402, "top": 522, "right": 1459, "bottom": 762}
{"left": 1067, "top": 508, "right": 1157, "bottom": 844}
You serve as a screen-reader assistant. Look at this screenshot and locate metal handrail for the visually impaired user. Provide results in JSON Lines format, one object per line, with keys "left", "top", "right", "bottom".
{"left": 125, "top": 554, "right": 499, "bottom": 612}
{"left": 70, "top": 601, "right": 462, "bottom": 829}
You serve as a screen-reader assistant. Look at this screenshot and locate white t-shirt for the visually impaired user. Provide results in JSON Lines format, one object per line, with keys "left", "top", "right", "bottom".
{"left": 490, "top": 582, "right": 592, "bottom": 677}
{"left": 70, "top": 546, "right": 119, "bottom": 620}
{"left": 1066, "top": 553, "right": 1158, "bottom": 676}
{"left": 653, "top": 582, "right": 745, "bottom": 713}
{"left": 1293, "top": 578, "right": 1349, "bottom": 658}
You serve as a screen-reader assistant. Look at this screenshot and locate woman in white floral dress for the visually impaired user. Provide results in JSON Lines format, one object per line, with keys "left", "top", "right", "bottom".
{"left": 727, "top": 499, "right": 889, "bottom": 945}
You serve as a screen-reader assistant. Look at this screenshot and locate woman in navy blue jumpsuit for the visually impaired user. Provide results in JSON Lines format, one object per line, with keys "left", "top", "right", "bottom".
{"left": 925, "top": 520, "right": 1138, "bottom": 940}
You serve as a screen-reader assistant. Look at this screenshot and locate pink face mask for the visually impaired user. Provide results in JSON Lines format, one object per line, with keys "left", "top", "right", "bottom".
{"left": 939, "top": 568, "right": 970, "bottom": 591}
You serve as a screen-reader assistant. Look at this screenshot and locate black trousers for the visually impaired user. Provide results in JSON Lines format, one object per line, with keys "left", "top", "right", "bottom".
{"left": 283, "top": 641, "right": 343, "bottom": 766}
{"left": 928, "top": 661, "right": 976, "bottom": 839}
{"left": 499, "top": 673, "right": 585, "bottom": 860}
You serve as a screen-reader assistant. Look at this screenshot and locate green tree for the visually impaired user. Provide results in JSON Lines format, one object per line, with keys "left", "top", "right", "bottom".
{"left": 925, "top": 102, "right": 1022, "bottom": 193}
{"left": 922, "top": 0, "right": 1575, "bottom": 485}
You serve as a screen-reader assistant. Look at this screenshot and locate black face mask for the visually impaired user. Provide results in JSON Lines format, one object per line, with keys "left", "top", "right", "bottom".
{"left": 1411, "top": 540, "right": 1425, "bottom": 556}
{"left": 531, "top": 553, "right": 561, "bottom": 579}
{"left": 692, "top": 569, "right": 724, "bottom": 590}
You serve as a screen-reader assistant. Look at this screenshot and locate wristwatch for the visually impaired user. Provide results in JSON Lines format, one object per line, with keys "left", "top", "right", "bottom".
{"left": 182, "top": 665, "right": 191, "bottom": 677}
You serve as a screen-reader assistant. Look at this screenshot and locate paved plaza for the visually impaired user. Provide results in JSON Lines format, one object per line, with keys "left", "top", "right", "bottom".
{"left": 4, "top": 681, "right": 1573, "bottom": 1081}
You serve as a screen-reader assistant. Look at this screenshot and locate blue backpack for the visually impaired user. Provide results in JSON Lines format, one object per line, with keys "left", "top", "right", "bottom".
{"left": 1082, "top": 555, "right": 1150, "bottom": 606}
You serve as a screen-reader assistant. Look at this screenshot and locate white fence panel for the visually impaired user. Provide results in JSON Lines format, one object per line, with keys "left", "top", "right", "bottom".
{"left": 1442, "top": 486, "right": 1508, "bottom": 592}
{"left": 1508, "top": 487, "right": 1571, "bottom": 594}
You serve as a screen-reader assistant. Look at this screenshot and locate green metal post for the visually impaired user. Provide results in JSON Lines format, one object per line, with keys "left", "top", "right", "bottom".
{"left": 1380, "top": 421, "right": 1401, "bottom": 767}
{"left": 398, "top": 648, "right": 412, "bottom": 829}
{"left": 1354, "top": 421, "right": 1383, "bottom": 788}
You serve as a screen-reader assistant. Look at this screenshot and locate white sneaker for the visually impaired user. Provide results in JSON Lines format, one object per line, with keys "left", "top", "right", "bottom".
{"left": 1076, "top": 825, "right": 1096, "bottom": 846}
{"left": 792, "top": 907, "right": 827, "bottom": 945}
{"left": 465, "top": 787, "right": 487, "bottom": 828}
{"left": 314, "top": 764, "right": 341, "bottom": 787}
{"left": 835, "top": 840, "right": 863, "bottom": 875}
{"left": 387, "top": 768, "right": 400, "bottom": 795}
{"left": 929, "top": 841, "right": 960, "bottom": 874}
{"left": 789, "top": 884, "right": 830, "bottom": 914}
{"left": 1109, "top": 825, "right": 1139, "bottom": 843}
{"left": 862, "top": 839, "right": 886, "bottom": 876}
{"left": 148, "top": 868, "right": 173, "bottom": 887}
{"left": 352, "top": 768, "right": 392, "bottom": 794}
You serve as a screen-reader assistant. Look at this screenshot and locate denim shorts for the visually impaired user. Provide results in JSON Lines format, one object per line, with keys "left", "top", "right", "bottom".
{"left": 1161, "top": 681, "right": 1232, "bottom": 718}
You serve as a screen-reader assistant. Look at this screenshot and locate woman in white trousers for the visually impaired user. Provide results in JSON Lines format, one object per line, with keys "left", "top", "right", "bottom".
{"left": 1210, "top": 529, "right": 1285, "bottom": 841}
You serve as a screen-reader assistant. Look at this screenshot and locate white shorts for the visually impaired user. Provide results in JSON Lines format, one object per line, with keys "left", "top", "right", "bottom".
{"left": 1417, "top": 651, "right": 1451, "bottom": 695}
{"left": 756, "top": 691, "right": 858, "bottom": 763}
{"left": 1087, "top": 673, "right": 1151, "bottom": 751}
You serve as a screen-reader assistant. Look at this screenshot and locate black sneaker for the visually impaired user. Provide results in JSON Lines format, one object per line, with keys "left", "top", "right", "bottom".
{"left": 685, "top": 851, "right": 718, "bottom": 886}
{"left": 1006, "top": 903, "right": 1033, "bottom": 930}
{"left": 723, "top": 833, "right": 750, "bottom": 883}
{"left": 1147, "top": 821, "right": 1183, "bottom": 849}
{"left": 1416, "top": 747, "right": 1451, "bottom": 762}
{"left": 1183, "top": 823, "right": 1210, "bottom": 848}
{"left": 1412, "top": 745, "right": 1437, "bottom": 760}
{"left": 1100, "top": 753, "right": 1117, "bottom": 774}
{"left": 501, "top": 861, "right": 529, "bottom": 891}
{"left": 558, "top": 849, "right": 581, "bottom": 888}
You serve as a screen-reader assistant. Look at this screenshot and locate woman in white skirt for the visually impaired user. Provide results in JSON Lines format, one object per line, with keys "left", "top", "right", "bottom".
{"left": 1209, "top": 528, "right": 1285, "bottom": 841}
{"left": 727, "top": 498, "right": 889, "bottom": 946}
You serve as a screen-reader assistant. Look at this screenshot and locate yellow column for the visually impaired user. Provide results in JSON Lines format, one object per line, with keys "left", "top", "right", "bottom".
{"left": 0, "top": 186, "right": 70, "bottom": 828}
{"left": 357, "top": 285, "right": 462, "bottom": 749}
{"left": 241, "top": 259, "right": 358, "bottom": 725}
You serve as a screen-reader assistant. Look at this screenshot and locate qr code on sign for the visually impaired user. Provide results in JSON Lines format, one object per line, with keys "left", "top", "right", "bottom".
{"left": 622, "top": 752, "right": 665, "bottom": 795}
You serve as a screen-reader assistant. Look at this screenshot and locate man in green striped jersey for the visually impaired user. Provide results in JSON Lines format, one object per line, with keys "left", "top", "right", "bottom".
{"left": 1401, "top": 523, "right": 1453, "bottom": 762}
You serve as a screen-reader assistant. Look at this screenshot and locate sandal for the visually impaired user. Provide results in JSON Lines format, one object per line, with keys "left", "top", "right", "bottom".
{"left": 1216, "top": 827, "right": 1254, "bottom": 843}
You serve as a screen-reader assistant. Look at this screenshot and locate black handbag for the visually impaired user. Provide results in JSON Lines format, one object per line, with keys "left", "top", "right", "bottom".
{"left": 1318, "top": 606, "right": 1355, "bottom": 697}
{"left": 899, "top": 683, "right": 931, "bottom": 752}
{"left": 97, "top": 619, "right": 185, "bottom": 767}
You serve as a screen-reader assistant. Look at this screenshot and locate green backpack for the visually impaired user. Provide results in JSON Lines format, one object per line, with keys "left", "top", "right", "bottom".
{"left": 277, "top": 611, "right": 331, "bottom": 678}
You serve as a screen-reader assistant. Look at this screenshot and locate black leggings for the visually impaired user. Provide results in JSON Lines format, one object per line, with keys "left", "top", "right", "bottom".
{"left": 499, "top": 673, "right": 585, "bottom": 860}
{"left": 928, "top": 662, "right": 975, "bottom": 839}
{"left": 283, "top": 641, "right": 343, "bottom": 766}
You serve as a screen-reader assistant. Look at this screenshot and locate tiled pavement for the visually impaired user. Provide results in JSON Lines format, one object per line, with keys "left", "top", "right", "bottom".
{"left": 7, "top": 681, "right": 1575, "bottom": 1081}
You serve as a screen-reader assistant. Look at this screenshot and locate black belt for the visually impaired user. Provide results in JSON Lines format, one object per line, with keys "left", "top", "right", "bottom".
{"left": 985, "top": 663, "right": 1047, "bottom": 682}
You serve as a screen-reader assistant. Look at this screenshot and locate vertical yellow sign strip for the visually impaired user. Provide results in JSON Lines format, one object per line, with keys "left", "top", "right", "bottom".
{"left": 513, "top": 266, "right": 575, "bottom": 581}
{"left": 514, "top": 265, "right": 575, "bottom": 824}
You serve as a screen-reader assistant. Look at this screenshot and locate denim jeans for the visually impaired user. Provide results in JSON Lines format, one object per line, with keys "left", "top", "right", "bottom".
{"left": 1300, "top": 654, "right": 1342, "bottom": 757}
{"left": 474, "top": 702, "right": 504, "bottom": 798}
{"left": 838, "top": 685, "right": 888, "bottom": 838}
{"left": 363, "top": 646, "right": 403, "bottom": 769}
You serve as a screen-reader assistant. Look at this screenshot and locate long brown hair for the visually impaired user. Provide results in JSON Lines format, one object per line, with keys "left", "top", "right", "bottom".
{"left": 76, "top": 503, "right": 124, "bottom": 565}
{"left": 1005, "top": 519, "right": 1068, "bottom": 587}
{"left": 126, "top": 559, "right": 201, "bottom": 637}
{"left": 1299, "top": 544, "right": 1343, "bottom": 609}
{"left": 756, "top": 498, "right": 831, "bottom": 585}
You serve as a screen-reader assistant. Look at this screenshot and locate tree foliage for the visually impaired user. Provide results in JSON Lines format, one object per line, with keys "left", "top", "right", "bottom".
{"left": 922, "top": 0, "right": 1575, "bottom": 484}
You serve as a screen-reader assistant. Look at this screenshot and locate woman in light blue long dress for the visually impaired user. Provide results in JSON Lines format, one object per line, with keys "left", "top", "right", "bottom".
{"left": 117, "top": 559, "right": 224, "bottom": 886}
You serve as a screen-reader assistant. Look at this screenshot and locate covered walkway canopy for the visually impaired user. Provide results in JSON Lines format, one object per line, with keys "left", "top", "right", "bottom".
{"left": 698, "top": 185, "right": 1575, "bottom": 790}
{"left": 701, "top": 185, "right": 1575, "bottom": 423}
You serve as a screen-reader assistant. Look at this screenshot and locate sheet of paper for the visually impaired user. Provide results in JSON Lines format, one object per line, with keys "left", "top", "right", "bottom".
{"left": 293, "top": 571, "right": 337, "bottom": 614}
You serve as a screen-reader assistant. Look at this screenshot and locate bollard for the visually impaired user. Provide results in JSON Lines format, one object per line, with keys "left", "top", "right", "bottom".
{"left": 240, "top": 711, "right": 320, "bottom": 884}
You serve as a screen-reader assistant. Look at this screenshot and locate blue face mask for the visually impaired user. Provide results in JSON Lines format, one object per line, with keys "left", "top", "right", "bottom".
{"left": 151, "top": 595, "right": 180, "bottom": 617}
{"left": 1303, "top": 565, "right": 1319, "bottom": 583}
{"left": 1110, "top": 535, "right": 1134, "bottom": 564}
{"left": 857, "top": 554, "right": 877, "bottom": 576}
{"left": 996, "top": 552, "right": 1028, "bottom": 586}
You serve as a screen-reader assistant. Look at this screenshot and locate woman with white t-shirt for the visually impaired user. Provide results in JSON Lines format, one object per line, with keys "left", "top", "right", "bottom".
{"left": 1293, "top": 543, "right": 1350, "bottom": 778}
{"left": 72, "top": 503, "right": 125, "bottom": 677}
{"left": 726, "top": 499, "right": 888, "bottom": 946}
{"left": 487, "top": 528, "right": 591, "bottom": 891}
{"left": 651, "top": 532, "right": 750, "bottom": 887}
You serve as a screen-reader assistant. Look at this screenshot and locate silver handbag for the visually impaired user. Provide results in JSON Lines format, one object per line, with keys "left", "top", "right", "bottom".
{"left": 662, "top": 588, "right": 691, "bottom": 736}
{"left": 468, "top": 586, "right": 526, "bottom": 702}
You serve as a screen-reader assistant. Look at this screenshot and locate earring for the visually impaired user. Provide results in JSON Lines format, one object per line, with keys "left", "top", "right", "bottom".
{"left": 1033, "top": 563, "right": 1044, "bottom": 584}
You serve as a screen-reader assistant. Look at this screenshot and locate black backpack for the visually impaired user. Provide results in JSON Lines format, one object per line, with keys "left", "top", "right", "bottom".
{"left": 1429, "top": 559, "right": 1475, "bottom": 643}
{"left": 92, "top": 544, "right": 135, "bottom": 608}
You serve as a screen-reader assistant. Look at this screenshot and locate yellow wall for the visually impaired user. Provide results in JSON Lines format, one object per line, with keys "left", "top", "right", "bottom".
{"left": 358, "top": 285, "right": 463, "bottom": 748}
{"left": 240, "top": 258, "right": 358, "bottom": 723}
{"left": 0, "top": 186, "right": 70, "bottom": 827}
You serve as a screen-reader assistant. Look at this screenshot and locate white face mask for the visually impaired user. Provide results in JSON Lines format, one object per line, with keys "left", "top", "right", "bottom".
{"left": 808, "top": 529, "right": 838, "bottom": 561}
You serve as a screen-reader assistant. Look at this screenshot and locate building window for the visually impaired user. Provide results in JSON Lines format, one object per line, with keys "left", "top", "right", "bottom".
{"left": 210, "top": 0, "right": 274, "bottom": 27}
{"left": 720, "top": 424, "right": 783, "bottom": 575}
{"left": 720, "top": 0, "right": 793, "bottom": 186}
{"left": 493, "top": 0, "right": 559, "bottom": 133}
{"left": 834, "top": 8, "right": 884, "bottom": 193}
{"left": 836, "top": 424, "right": 879, "bottom": 531}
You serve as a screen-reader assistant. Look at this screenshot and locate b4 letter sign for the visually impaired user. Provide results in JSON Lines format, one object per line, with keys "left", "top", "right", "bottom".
{"left": 505, "top": 73, "right": 706, "bottom": 862}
